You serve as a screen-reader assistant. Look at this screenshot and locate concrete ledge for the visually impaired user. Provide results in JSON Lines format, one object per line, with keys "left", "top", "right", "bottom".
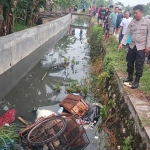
{"left": 115, "top": 71, "right": 150, "bottom": 149}
{"left": 0, "top": 13, "right": 71, "bottom": 76}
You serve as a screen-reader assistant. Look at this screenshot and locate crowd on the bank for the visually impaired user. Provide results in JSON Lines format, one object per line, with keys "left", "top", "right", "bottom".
{"left": 88, "top": 5, "right": 150, "bottom": 89}
{"left": 89, "top": 5, "right": 133, "bottom": 44}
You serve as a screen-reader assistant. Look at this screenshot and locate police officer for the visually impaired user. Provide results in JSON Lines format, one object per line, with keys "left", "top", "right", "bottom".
{"left": 118, "top": 5, "right": 150, "bottom": 89}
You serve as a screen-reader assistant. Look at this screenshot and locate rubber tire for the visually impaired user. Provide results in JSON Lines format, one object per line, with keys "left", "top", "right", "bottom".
{"left": 27, "top": 116, "right": 67, "bottom": 146}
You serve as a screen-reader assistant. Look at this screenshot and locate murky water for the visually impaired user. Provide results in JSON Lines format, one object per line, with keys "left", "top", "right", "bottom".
{"left": 0, "top": 18, "right": 90, "bottom": 122}
{"left": 0, "top": 18, "right": 108, "bottom": 150}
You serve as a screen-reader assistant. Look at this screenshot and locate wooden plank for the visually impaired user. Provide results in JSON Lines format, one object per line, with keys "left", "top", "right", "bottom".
{"left": 71, "top": 13, "right": 92, "bottom": 18}
{"left": 70, "top": 25, "right": 89, "bottom": 29}
{"left": 18, "top": 117, "right": 32, "bottom": 126}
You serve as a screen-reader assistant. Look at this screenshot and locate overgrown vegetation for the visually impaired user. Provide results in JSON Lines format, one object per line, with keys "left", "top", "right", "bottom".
{"left": 88, "top": 18, "right": 147, "bottom": 149}
{"left": 14, "top": 23, "right": 30, "bottom": 32}
{"left": 0, "top": 0, "right": 81, "bottom": 36}
{"left": 65, "top": 79, "right": 89, "bottom": 96}
{"left": 104, "top": 37, "right": 127, "bottom": 74}
{"left": 123, "top": 136, "right": 132, "bottom": 150}
{"left": 0, "top": 123, "right": 20, "bottom": 149}
{"left": 54, "top": 82, "right": 61, "bottom": 91}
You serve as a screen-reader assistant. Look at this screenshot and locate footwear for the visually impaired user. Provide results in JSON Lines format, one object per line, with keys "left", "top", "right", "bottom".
{"left": 124, "top": 73, "right": 133, "bottom": 82}
{"left": 131, "top": 76, "right": 140, "bottom": 89}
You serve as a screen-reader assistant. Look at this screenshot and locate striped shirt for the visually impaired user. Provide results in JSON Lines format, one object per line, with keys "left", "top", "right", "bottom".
{"left": 121, "top": 17, "right": 150, "bottom": 50}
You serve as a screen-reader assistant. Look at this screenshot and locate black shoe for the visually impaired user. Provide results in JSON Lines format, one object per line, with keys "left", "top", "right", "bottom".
{"left": 124, "top": 73, "right": 133, "bottom": 82}
{"left": 132, "top": 76, "right": 140, "bottom": 89}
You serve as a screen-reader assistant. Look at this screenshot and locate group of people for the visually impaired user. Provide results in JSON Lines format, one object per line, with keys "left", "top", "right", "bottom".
{"left": 69, "top": 5, "right": 78, "bottom": 13}
{"left": 90, "top": 4, "right": 150, "bottom": 89}
{"left": 90, "top": 5, "right": 131, "bottom": 44}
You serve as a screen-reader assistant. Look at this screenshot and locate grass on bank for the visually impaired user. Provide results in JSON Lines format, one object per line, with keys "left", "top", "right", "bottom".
{"left": 14, "top": 23, "right": 30, "bottom": 32}
{"left": 90, "top": 18, "right": 150, "bottom": 94}
{"left": 104, "top": 37, "right": 127, "bottom": 73}
{"left": 105, "top": 37, "right": 150, "bottom": 94}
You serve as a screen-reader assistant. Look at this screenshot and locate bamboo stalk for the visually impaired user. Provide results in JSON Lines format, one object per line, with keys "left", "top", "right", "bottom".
{"left": 42, "top": 71, "right": 48, "bottom": 81}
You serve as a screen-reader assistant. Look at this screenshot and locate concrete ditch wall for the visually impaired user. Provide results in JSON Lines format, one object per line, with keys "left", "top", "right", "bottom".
{"left": 0, "top": 13, "right": 76, "bottom": 101}
{"left": 0, "top": 13, "right": 71, "bottom": 76}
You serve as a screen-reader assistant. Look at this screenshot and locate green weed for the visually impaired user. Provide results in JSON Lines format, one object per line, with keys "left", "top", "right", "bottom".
{"left": 100, "top": 105, "right": 108, "bottom": 120}
{"left": 54, "top": 83, "right": 61, "bottom": 91}
{"left": 123, "top": 136, "right": 132, "bottom": 150}
{"left": 14, "top": 23, "right": 30, "bottom": 32}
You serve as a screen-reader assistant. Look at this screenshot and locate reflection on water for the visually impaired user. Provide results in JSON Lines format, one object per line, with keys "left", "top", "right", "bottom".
{"left": 72, "top": 16, "right": 90, "bottom": 27}
{"left": 0, "top": 22, "right": 90, "bottom": 122}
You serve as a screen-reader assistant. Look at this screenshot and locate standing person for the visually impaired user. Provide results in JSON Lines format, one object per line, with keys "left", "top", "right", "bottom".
{"left": 74, "top": 5, "right": 78, "bottom": 12}
{"left": 91, "top": 6, "right": 95, "bottom": 16}
{"left": 103, "top": 14, "right": 109, "bottom": 42}
{"left": 107, "top": 7, "right": 119, "bottom": 43}
{"left": 119, "top": 11, "right": 132, "bottom": 43}
{"left": 89, "top": 5, "right": 91, "bottom": 14}
{"left": 82, "top": 4, "right": 86, "bottom": 12}
{"left": 105, "top": 8, "right": 109, "bottom": 16}
{"left": 116, "top": 8, "right": 123, "bottom": 39}
{"left": 118, "top": 5, "right": 150, "bottom": 89}
{"left": 95, "top": 7, "right": 98, "bottom": 17}
{"left": 79, "top": 29, "right": 83, "bottom": 38}
{"left": 108, "top": 5, "right": 114, "bottom": 15}
{"left": 99, "top": 5, "right": 106, "bottom": 26}
{"left": 97, "top": 6, "right": 102, "bottom": 23}
{"left": 103, "top": 8, "right": 109, "bottom": 30}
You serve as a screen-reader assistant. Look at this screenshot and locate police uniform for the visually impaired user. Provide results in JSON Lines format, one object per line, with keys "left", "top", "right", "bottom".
{"left": 121, "top": 17, "right": 150, "bottom": 77}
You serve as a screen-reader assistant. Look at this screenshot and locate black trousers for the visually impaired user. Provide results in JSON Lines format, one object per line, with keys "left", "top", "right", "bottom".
{"left": 126, "top": 46, "right": 145, "bottom": 77}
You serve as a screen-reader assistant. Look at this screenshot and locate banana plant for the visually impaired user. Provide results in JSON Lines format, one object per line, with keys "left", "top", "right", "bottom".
{"left": 0, "top": 0, "right": 81, "bottom": 36}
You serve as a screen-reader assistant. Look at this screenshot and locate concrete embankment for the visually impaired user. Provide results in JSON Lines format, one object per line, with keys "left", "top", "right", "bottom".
{"left": 0, "top": 13, "right": 73, "bottom": 101}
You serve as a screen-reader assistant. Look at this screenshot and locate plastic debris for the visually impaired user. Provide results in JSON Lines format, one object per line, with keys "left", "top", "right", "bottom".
{"left": 94, "top": 136, "right": 99, "bottom": 139}
{"left": 36, "top": 109, "right": 57, "bottom": 121}
{"left": 0, "top": 109, "right": 17, "bottom": 127}
{"left": 123, "top": 82, "right": 132, "bottom": 87}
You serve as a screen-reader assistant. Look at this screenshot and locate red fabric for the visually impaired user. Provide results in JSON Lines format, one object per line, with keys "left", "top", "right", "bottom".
{"left": 0, "top": 109, "right": 17, "bottom": 127}
{"left": 98, "top": 8, "right": 101, "bottom": 17}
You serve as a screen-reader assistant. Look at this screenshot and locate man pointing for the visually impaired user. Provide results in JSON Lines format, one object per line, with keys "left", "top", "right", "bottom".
{"left": 118, "top": 5, "right": 150, "bottom": 89}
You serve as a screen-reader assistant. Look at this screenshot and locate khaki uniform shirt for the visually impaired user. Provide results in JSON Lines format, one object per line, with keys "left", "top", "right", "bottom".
{"left": 121, "top": 17, "right": 150, "bottom": 50}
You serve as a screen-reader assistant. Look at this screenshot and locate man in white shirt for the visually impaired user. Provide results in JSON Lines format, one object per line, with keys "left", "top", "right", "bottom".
{"left": 119, "top": 11, "right": 132, "bottom": 43}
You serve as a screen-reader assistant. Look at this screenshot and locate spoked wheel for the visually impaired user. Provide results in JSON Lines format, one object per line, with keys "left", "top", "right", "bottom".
{"left": 27, "top": 116, "right": 67, "bottom": 146}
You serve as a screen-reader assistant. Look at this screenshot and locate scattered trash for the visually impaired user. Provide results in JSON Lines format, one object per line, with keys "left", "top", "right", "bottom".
{"left": 41, "top": 71, "right": 48, "bottom": 81}
{"left": 4, "top": 123, "right": 10, "bottom": 127}
{"left": 57, "top": 107, "right": 64, "bottom": 114}
{"left": 82, "top": 105, "right": 101, "bottom": 123}
{"left": 60, "top": 94, "right": 90, "bottom": 117}
{"left": 123, "top": 82, "right": 132, "bottom": 88}
{"left": 72, "top": 93, "right": 80, "bottom": 95}
{"left": 18, "top": 117, "right": 32, "bottom": 127}
{"left": 20, "top": 115, "right": 89, "bottom": 150}
{"left": 35, "top": 109, "right": 57, "bottom": 121}
{"left": 94, "top": 136, "right": 99, "bottom": 139}
{"left": 123, "top": 128, "right": 126, "bottom": 133}
{"left": 18, "top": 94, "right": 102, "bottom": 149}
{"left": 0, "top": 109, "right": 17, "bottom": 127}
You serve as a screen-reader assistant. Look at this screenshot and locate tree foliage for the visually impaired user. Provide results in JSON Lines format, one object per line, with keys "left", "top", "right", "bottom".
{"left": 0, "top": 0, "right": 81, "bottom": 36}
{"left": 117, "top": 1, "right": 150, "bottom": 16}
